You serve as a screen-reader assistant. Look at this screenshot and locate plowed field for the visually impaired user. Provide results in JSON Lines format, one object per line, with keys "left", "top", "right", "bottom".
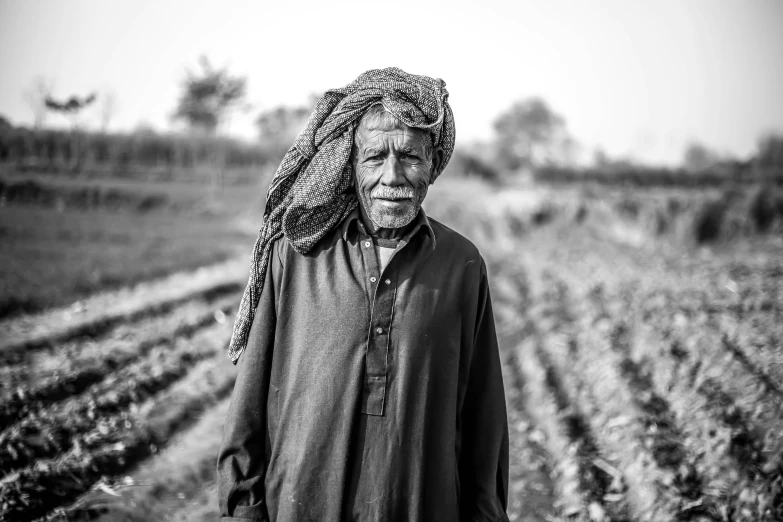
{"left": 1, "top": 183, "right": 781, "bottom": 521}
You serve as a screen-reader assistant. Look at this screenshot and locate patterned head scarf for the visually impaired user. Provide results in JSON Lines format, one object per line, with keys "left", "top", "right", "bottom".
{"left": 227, "top": 67, "right": 456, "bottom": 364}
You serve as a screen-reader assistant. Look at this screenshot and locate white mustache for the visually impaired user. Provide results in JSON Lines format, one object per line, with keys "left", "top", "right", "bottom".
{"left": 371, "top": 186, "right": 415, "bottom": 200}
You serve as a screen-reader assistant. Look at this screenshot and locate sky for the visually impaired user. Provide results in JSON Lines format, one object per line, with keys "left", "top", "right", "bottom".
{"left": 0, "top": 0, "right": 781, "bottom": 165}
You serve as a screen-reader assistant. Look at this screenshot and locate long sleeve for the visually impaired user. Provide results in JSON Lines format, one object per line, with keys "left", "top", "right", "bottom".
{"left": 458, "top": 260, "right": 510, "bottom": 522}
{"left": 217, "top": 243, "right": 280, "bottom": 522}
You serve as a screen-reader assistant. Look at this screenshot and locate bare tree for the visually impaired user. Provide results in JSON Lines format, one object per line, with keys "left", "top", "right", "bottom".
{"left": 172, "top": 56, "right": 248, "bottom": 193}
{"left": 45, "top": 92, "right": 98, "bottom": 171}
{"left": 22, "top": 77, "right": 54, "bottom": 130}
{"left": 172, "top": 56, "right": 247, "bottom": 135}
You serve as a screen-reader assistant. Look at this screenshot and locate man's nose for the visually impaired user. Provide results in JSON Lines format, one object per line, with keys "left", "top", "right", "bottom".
{"left": 380, "top": 156, "right": 405, "bottom": 186}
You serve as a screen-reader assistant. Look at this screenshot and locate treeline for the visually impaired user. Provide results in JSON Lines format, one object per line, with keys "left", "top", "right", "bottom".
{"left": 534, "top": 164, "right": 783, "bottom": 188}
{"left": 0, "top": 126, "right": 272, "bottom": 178}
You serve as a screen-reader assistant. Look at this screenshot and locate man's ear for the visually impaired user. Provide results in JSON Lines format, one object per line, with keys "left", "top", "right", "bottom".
{"left": 429, "top": 147, "right": 445, "bottom": 185}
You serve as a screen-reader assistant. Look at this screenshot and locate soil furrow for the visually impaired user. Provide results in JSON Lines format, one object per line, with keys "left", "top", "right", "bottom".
{"left": 721, "top": 334, "right": 783, "bottom": 401}
{"left": 608, "top": 325, "right": 703, "bottom": 493}
{"left": 0, "top": 323, "right": 230, "bottom": 475}
{"left": 498, "top": 345, "right": 559, "bottom": 521}
{"left": 0, "top": 350, "right": 237, "bottom": 522}
{"left": 0, "top": 294, "right": 238, "bottom": 430}
{"left": 0, "top": 280, "right": 241, "bottom": 364}
{"left": 535, "top": 277, "right": 712, "bottom": 521}
{"left": 533, "top": 344, "right": 630, "bottom": 522}
{"left": 583, "top": 272, "right": 782, "bottom": 520}
{"left": 696, "top": 378, "right": 766, "bottom": 474}
{"left": 509, "top": 343, "right": 619, "bottom": 521}
{"left": 41, "top": 399, "right": 233, "bottom": 522}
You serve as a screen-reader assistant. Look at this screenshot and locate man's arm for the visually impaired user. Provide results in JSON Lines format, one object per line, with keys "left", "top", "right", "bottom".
{"left": 217, "top": 243, "right": 280, "bottom": 522}
{"left": 459, "top": 258, "right": 510, "bottom": 522}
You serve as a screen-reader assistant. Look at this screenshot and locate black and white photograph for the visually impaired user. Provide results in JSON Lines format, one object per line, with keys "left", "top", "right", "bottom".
{"left": 0, "top": 1, "right": 782, "bottom": 521}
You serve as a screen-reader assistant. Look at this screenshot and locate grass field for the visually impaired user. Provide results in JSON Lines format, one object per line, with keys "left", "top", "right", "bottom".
{"left": 0, "top": 168, "right": 268, "bottom": 318}
{"left": 0, "top": 172, "right": 781, "bottom": 521}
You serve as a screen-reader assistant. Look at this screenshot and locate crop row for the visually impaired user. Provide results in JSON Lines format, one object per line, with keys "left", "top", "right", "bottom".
{"left": 493, "top": 267, "right": 629, "bottom": 521}
{"left": 0, "top": 327, "right": 237, "bottom": 522}
{"left": 499, "top": 343, "right": 558, "bottom": 520}
{"left": 618, "top": 293, "right": 783, "bottom": 520}
{"left": 553, "top": 250, "right": 782, "bottom": 521}
{"left": 0, "top": 318, "right": 235, "bottom": 476}
{"left": 0, "top": 293, "right": 238, "bottom": 430}
{"left": 531, "top": 280, "right": 700, "bottom": 521}
{"left": 494, "top": 254, "right": 742, "bottom": 520}
{"left": 0, "top": 260, "right": 243, "bottom": 362}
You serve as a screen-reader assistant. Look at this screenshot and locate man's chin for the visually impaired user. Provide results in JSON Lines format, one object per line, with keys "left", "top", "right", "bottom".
{"left": 369, "top": 205, "right": 417, "bottom": 230}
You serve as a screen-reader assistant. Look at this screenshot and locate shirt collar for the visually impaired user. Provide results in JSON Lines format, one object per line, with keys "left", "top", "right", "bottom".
{"left": 340, "top": 206, "right": 436, "bottom": 250}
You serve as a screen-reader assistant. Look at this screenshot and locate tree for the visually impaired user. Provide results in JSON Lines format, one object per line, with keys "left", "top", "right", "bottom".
{"left": 492, "top": 97, "right": 567, "bottom": 171}
{"left": 22, "top": 77, "right": 53, "bottom": 130}
{"left": 172, "top": 57, "right": 249, "bottom": 194}
{"left": 45, "top": 92, "right": 98, "bottom": 171}
{"left": 755, "top": 133, "right": 783, "bottom": 169}
{"left": 45, "top": 92, "right": 97, "bottom": 123}
{"left": 682, "top": 142, "right": 719, "bottom": 172}
{"left": 172, "top": 56, "right": 247, "bottom": 135}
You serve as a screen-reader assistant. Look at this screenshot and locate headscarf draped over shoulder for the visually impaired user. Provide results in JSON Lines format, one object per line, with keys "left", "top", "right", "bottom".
{"left": 228, "top": 67, "right": 456, "bottom": 363}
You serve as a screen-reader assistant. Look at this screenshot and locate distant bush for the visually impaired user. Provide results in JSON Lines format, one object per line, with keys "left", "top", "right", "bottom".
{"left": 748, "top": 186, "right": 778, "bottom": 232}
{"left": 445, "top": 150, "right": 500, "bottom": 182}
{"left": 535, "top": 165, "right": 783, "bottom": 188}
{"left": 692, "top": 199, "right": 727, "bottom": 243}
{"left": 615, "top": 196, "right": 640, "bottom": 218}
{"left": 0, "top": 178, "right": 170, "bottom": 213}
{"left": 594, "top": 184, "right": 783, "bottom": 246}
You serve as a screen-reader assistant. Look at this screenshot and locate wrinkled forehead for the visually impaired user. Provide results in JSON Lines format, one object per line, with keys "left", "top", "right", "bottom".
{"left": 354, "top": 106, "right": 432, "bottom": 151}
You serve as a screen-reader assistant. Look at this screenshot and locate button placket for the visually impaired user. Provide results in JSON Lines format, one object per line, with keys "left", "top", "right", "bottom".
{"left": 358, "top": 235, "right": 397, "bottom": 416}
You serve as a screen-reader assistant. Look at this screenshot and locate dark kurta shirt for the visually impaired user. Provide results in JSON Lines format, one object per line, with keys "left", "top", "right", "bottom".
{"left": 217, "top": 208, "right": 509, "bottom": 522}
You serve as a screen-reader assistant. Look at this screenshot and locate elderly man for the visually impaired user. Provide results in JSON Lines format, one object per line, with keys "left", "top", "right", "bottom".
{"left": 218, "top": 68, "right": 509, "bottom": 522}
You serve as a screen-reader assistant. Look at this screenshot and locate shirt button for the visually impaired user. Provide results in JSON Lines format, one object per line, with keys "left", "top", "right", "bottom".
{"left": 370, "top": 276, "right": 377, "bottom": 283}
{"left": 364, "top": 241, "right": 371, "bottom": 248}
{"left": 376, "top": 327, "right": 383, "bottom": 334}
{"left": 385, "top": 279, "right": 391, "bottom": 285}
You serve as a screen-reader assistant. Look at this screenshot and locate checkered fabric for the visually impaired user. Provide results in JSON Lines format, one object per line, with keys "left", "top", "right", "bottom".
{"left": 227, "top": 67, "right": 456, "bottom": 363}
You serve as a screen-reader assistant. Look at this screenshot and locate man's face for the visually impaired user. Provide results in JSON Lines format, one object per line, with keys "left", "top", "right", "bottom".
{"left": 353, "top": 121, "right": 437, "bottom": 231}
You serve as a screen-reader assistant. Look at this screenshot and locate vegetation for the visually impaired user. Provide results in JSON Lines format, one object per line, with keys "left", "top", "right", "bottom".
{"left": 171, "top": 56, "right": 248, "bottom": 135}
{"left": 1, "top": 58, "right": 782, "bottom": 521}
{"left": 0, "top": 127, "right": 269, "bottom": 180}
{"left": 0, "top": 177, "right": 780, "bottom": 521}
{"left": 534, "top": 165, "right": 783, "bottom": 187}
{"left": 0, "top": 173, "right": 263, "bottom": 320}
